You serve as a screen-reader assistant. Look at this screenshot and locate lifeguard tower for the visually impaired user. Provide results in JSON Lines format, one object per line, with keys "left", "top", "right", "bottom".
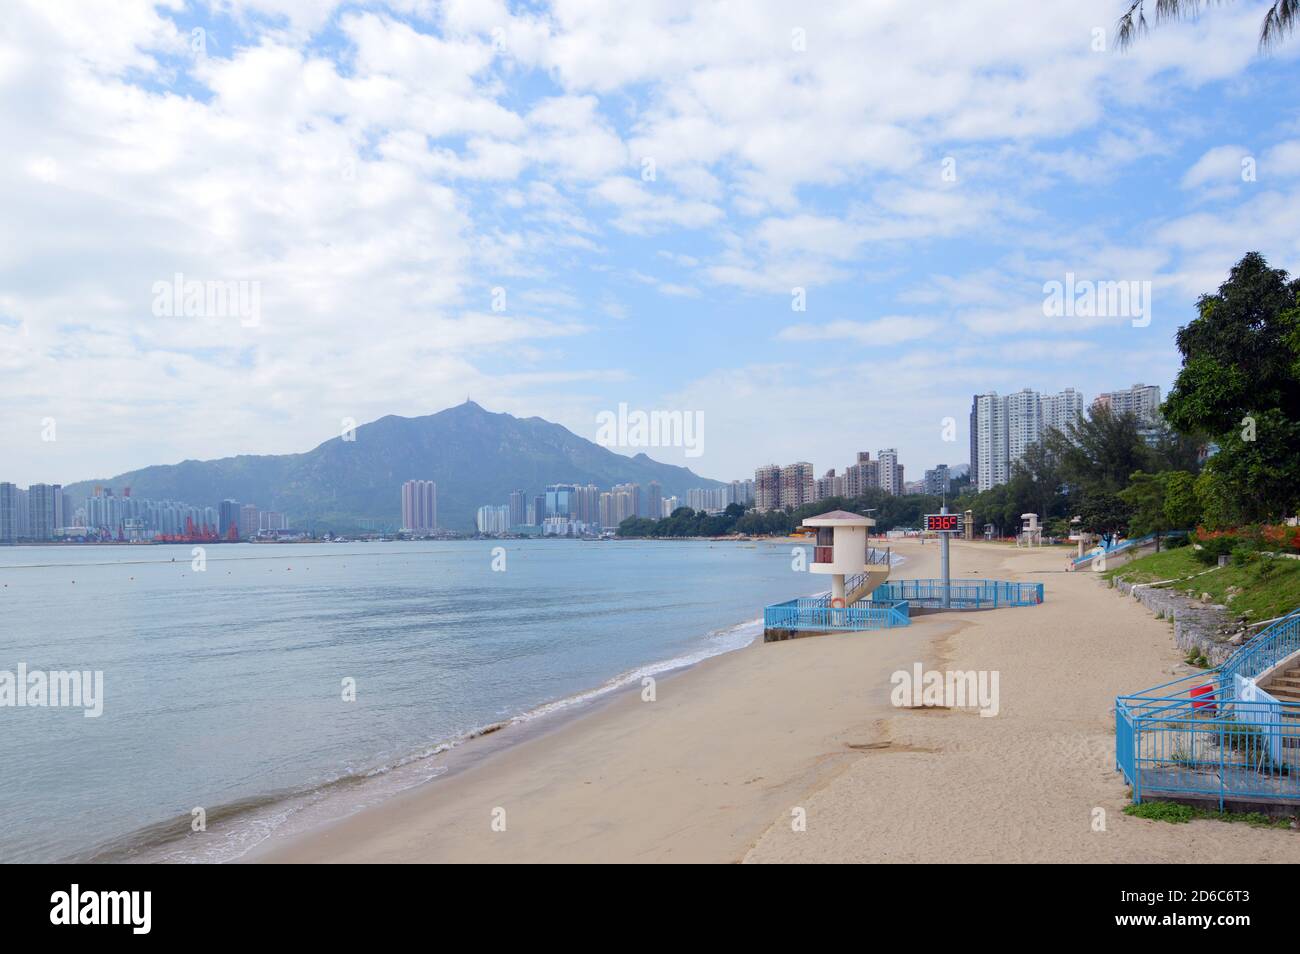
{"left": 1017, "top": 513, "right": 1042, "bottom": 548}
{"left": 802, "top": 510, "right": 891, "bottom": 607}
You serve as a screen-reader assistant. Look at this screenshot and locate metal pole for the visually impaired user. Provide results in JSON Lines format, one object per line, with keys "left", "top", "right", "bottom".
{"left": 940, "top": 504, "right": 951, "bottom": 608}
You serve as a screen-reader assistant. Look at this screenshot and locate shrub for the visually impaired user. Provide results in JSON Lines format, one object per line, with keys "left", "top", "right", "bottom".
{"left": 1231, "top": 545, "right": 1258, "bottom": 567}
{"left": 1193, "top": 534, "right": 1238, "bottom": 566}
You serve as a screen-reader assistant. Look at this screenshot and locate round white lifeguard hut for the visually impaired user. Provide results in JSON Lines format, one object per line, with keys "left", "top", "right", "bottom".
{"left": 801, "top": 509, "right": 888, "bottom": 606}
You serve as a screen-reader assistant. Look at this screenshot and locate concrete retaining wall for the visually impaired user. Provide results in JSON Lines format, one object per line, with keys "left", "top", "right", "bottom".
{"left": 1110, "top": 578, "right": 1245, "bottom": 667}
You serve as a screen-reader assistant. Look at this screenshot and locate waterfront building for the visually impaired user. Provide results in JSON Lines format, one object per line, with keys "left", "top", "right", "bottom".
{"left": 401, "top": 480, "right": 437, "bottom": 532}
{"left": 239, "top": 504, "right": 259, "bottom": 539}
{"left": 475, "top": 504, "right": 509, "bottom": 535}
{"left": 219, "top": 499, "right": 241, "bottom": 537}
{"left": 508, "top": 490, "right": 527, "bottom": 528}
{"left": 754, "top": 464, "right": 781, "bottom": 511}
{"left": 780, "top": 462, "right": 815, "bottom": 509}
{"left": 647, "top": 481, "right": 662, "bottom": 522}
{"left": 27, "top": 484, "right": 63, "bottom": 541}
{"left": 0, "top": 482, "right": 16, "bottom": 544}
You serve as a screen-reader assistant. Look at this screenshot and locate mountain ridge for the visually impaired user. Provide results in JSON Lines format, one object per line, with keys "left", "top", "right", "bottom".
{"left": 62, "top": 401, "right": 727, "bottom": 531}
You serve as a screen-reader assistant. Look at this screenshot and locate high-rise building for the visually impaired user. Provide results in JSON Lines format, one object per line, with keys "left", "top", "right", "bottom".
{"left": 972, "top": 388, "right": 1083, "bottom": 491}
{"left": 662, "top": 495, "right": 680, "bottom": 517}
{"left": 1042, "top": 387, "right": 1084, "bottom": 435}
{"left": 754, "top": 464, "right": 782, "bottom": 511}
{"left": 877, "top": 450, "right": 903, "bottom": 496}
{"left": 239, "top": 504, "right": 259, "bottom": 539}
{"left": 1004, "top": 389, "right": 1042, "bottom": 465}
{"left": 844, "top": 452, "right": 879, "bottom": 497}
{"left": 26, "top": 484, "right": 62, "bottom": 542}
{"left": 647, "top": 481, "right": 662, "bottom": 522}
{"left": 0, "top": 482, "right": 16, "bottom": 544}
{"left": 729, "top": 479, "right": 754, "bottom": 505}
{"left": 475, "top": 504, "right": 509, "bottom": 535}
{"left": 815, "top": 469, "right": 846, "bottom": 501}
{"left": 508, "top": 490, "right": 527, "bottom": 528}
{"left": 574, "top": 483, "right": 601, "bottom": 524}
{"left": 780, "top": 462, "right": 815, "bottom": 509}
{"left": 401, "top": 480, "right": 437, "bottom": 532}
{"left": 545, "top": 484, "right": 576, "bottom": 519}
{"left": 531, "top": 494, "right": 545, "bottom": 527}
{"left": 923, "top": 465, "right": 951, "bottom": 496}
{"left": 219, "top": 499, "right": 241, "bottom": 538}
{"left": 611, "top": 483, "right": 641, "bottom": 519}
{"left": 1095, "top": 383, "right": 1163, "bottom": 443}
{"left": 687, "top": 487, "right": 729, "bottom": 512}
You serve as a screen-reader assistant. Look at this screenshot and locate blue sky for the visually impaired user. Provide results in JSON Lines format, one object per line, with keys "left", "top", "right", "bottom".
{"left": 4, "top": 0, "right": 1300, "bottom": 488}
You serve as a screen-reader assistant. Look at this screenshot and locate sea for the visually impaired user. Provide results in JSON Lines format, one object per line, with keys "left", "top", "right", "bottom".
{"left": 0, "top": 538, "right": 835, "bottom": 863}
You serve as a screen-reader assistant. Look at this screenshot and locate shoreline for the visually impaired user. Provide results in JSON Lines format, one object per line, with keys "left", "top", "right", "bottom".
{"left": 251, "top": 538, "right": 1300, "bottom": 863}
{"left": 243, "top": 541, "right": 938, "bottom": 863}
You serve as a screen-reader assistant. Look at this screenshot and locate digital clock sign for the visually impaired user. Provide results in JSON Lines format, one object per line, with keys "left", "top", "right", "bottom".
{"left": 923, "top": 513, "right": 962, "bottom": 533}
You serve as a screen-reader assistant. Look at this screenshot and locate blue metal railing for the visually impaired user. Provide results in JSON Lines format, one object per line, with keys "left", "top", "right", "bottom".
{"left": 1116, "top": 608, "right": 1300, "bottom": 808}
{"left": 873, "top": 579, "right": 1044, "bottom": 609}
{"left": 1072, "top": 530, "right": 1188, "bottom": 567}
{"left": 763, "top": 599, "right": 910, "bottom": 632}
{"left": 1221, "top": 609, "right": 1300, "bottom": 686}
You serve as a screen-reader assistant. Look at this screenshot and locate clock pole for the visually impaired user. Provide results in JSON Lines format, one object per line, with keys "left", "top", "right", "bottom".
{"left": 940, "top": 504, "right": 951, "bottom": 608}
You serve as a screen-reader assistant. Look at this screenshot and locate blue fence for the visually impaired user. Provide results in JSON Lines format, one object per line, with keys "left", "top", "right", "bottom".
{"left": 763, "top": 598, "right": 911, "bottom": 632}
{"left": 1072, "top": 530, "right": 1188, "bottom": 568}
{"left": 873, "top": 578, "right": 1044, "bottom": 609}
{"left": 1116, "top": 608, "right": 1300, "bottom": 808}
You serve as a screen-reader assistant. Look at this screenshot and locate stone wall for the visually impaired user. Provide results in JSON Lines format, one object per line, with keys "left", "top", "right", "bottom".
{"left": 1109, "top": 578, "right": 1247, "bottom": 666}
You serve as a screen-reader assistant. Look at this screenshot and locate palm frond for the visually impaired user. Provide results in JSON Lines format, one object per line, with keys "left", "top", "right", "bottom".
{"left": 1115, "top": 1, "right": 1150, "bottom": 50}
{"left": 1261, "top": 0, "right": 1300, "bottom": 51}
{"left": 1115, "top": 0, "right": 1299, "bottom": 53}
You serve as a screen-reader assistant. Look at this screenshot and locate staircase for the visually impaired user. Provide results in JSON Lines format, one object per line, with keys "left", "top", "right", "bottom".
{"left": 845, "top": 547, "right": 892, "bottom": 605}
{"left": 1263, "top": 663, "right": 1300, "bottom": 703}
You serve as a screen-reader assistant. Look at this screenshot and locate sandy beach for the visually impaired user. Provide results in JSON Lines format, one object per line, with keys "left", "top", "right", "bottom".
{"left": 251, "top": 538, "right": 1300, "bottom": 863}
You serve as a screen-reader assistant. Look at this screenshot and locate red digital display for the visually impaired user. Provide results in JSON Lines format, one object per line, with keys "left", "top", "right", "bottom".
{"left": 924, "top": 514, "right": 961, "bottom": 532}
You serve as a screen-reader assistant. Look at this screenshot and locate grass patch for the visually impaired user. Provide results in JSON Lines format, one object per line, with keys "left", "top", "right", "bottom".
{"left": 1123, "top": 801, "right": 1292, "bottom": 829}
{"left": 1103, "top": 547, "right": 1300, "bottom": 622}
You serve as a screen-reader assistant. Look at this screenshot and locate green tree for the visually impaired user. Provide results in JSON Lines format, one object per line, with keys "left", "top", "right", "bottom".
{"left": 1163, "top": 252, "right": 1300, "bottom": 523}
{"left": 1046, "top": 405, "right": 1152, "bottom": 494}
{"left": 1119, "top": 471, "right": 1170, "bottom": 548}
{"left": 1079, "top": 491, "right": 1132, "bottom": 547}
{"left": 1162, "top": 470, "right": 1201, "bottom": 529}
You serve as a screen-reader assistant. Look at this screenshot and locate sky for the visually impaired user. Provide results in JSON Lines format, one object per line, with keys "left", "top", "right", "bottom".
{"left": 3, "top": 0, "right": 1300, "bottom": 488}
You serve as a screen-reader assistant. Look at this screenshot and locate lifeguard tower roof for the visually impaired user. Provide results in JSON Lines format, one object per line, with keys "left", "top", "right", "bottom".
{"left": 801, "top": 510, "right": 875, "bottom": 528}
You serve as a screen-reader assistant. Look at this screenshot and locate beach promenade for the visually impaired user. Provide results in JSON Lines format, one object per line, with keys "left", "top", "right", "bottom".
{"left": 253, "top": 538, "right": 1300, "bottom": 863}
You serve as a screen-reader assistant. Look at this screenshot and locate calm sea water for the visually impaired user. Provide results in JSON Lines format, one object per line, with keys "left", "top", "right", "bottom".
{"left": 0, "top": 539, "right": 821, "bottom": 863}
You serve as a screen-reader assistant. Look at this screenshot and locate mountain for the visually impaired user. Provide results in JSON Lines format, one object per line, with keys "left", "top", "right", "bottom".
{"left": 63, "top": 401, "right": 726, "bottom": 532}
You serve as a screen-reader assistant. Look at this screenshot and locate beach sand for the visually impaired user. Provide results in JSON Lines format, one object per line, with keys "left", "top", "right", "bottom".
{"left": 251, "top": 537, "right": 1300, "bottom": 863}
